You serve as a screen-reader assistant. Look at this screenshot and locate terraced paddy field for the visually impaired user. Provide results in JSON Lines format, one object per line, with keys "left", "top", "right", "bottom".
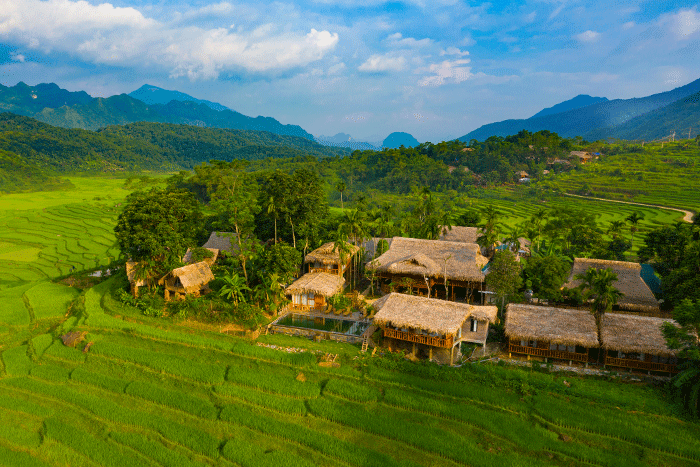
{"left": 0, "top": 276, "right": 698, "bottom": 467}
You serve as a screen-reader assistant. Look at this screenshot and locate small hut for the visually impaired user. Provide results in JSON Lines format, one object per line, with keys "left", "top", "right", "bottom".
{"left": 202, "top": 232, "right": 238, "bottom": 256}
{"left": 505, "top": 304, "right": 599, "bottom": 364}
{"left": 367, "top": 237, "right": 489, "bottom": 302}
{"left": 126, "top": 261, "right": 147, "bottom": 298}
{"left": 569, "top": 151, "right": 593, "bottom": 164}
{"left": 372, "top": 293, "right": 497, "bottom": 364}
{"left": 304, "top": 241, "right": 360, "bottom": 277}
{"left": 563, "top": 258, "right": 660, "bottom": 313}
{"left": 285, "top": 272, "right": 345, "bottom": 312}
{"left": 159, "top": 261, "right": 214, "bottom": 301}
{"left": 600, "top": 313, "right": 680, "bottom": 373}
{"left": 182, "top": 247, "right": 219, "bottom": 265}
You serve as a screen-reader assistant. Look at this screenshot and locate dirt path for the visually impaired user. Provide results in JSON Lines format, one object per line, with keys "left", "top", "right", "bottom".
{"left": 563, "top": 193, "right": 695, "bottom": 223}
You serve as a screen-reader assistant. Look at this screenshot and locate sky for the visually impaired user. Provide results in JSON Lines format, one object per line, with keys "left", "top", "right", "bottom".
{"left": 1, "top": 1, "right": 700, "bottom": 143}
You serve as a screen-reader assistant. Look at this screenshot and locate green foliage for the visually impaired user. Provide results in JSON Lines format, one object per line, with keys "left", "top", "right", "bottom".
{"left": 24, "top": 282, "right": 80, "bottom": 320}
{"left": 70, "top": 367, "right": 128, "bottom": 393}
{"left": 2, "top": 345, "right": 33, "bottom": 375}
{"left": 226, "top": 365, "right": 321, "bottom": 397}
{"left": 30, "top": 334, "right": 53, "bottom": 358}
{"left": 214, "top": 384, "right": 307, "bottom": 415}
{"left": 109, "top": 431, "right": 202, "bottom": 467}
{"left": 522, "top": 255, "right": 570, "bottom": 300}
{"left": 125, "top": 380, "right": 218, "bottom": 419}
{"left": 323, "top": 378, "right": 381, "bottom": 402}
{"left": 29, "top": 364, "right": 71, "bottom": 382}
{"left": 663, "top": 299, "right": 700, "bottom": 417}
{"left": 485, "top": 250, "right": 522, "bottom": 308}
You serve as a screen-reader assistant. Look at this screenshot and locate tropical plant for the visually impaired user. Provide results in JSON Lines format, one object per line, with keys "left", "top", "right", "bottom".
{"left": 219, "top": 272, "right": 251, "bottom": 307}
{"left": 663, "top": 299, "right": 700, "bottom": 417}
{"left": 625, "top": 211, "right": 644, "bottom": 251}
{"left": 335, "top": 181, "right": 346, "bottom": 210}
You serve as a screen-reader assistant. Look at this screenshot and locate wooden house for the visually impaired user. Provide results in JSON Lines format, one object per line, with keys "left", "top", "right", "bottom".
{"left": 202, "top": 231, "right": 238, "bottom": 256}
{"left": 126, "top": 261, "right": 148, "bottom": 298}
{"left": 304, "top": 241, "right": 360, "bottom": 277}
{"left": 372, "top": 293, "right": 497, "bottom": 365}
{"left": 367, "top": 237, "right": 489, "bottom": 302}
{"left": 285, "top": 272, "right": 345, "bottom": 312}
{"left": 505, "top": 304, "right": 599, "bottom": 364}
{"left": 182, "top": 247, "right": 219, "bottom": 265}
{"left": 600, "top": 313, "right": 679, "bottom": 373}
{"left": 158, "top": 261, "right": 214, "bottom": 301}
{"left": 569, "top": 151, "right": 593, "bottom": 164}
{"left": 563, "top": 258, "right": 660, "bottom": 313}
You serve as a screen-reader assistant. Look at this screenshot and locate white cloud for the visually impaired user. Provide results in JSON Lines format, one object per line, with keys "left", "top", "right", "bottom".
{"left": 575, "top": 30, "right": 601, "bottom": 42}
{"left": 0, "top": 0, "right": 338, "bottom": 79}
{"left": 358, "top": 53, "right": 406, "bottom": 72}
{"left": 327, "top": 62, "right": 346, "bottom": 75}
{"left": 622, "top": 21, "right": 635, "bottom": 30}
{"left": 418, "top": 59, "right": 472, "bottom": 86}
{"left": 440, "top": 46, "right": 469, "bottom": 57}
{"left": 386, "top": 32, "right": 432, "bottom": 48}
{"left": 524, "top": 11, "right": 536, "bottom": 23}
{"left": 10, "top": 52, "right": 25, "bottom": 62}
{"left": 665, "top": 8, "right": 700, "bottom": 38}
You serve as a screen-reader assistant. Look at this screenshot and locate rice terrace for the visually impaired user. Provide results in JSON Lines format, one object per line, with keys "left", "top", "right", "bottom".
{"left": 0, "top": 166, "right": 699, "bottom": 467}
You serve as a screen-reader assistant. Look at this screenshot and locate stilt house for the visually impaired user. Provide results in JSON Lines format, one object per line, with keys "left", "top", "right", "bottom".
{"left": 304, "top": 241, "right": 359, "bottom": 278}
{"left": 367, "top": 237, "right": 489, "bottom": 302}
{"left": 159, "top": 261, "right": 214, "bottom": 301}
{"left": 372, "top": 293, "right": 497, "bottom": 365}
{"left": 285, "top": 272, "right": 345, "bottom": 312}
{"left": 126, "top": 261, "right": 148, "bottom": 298}
{"left": 601, "top": 313, "right": 680, "bottom": 373}
{"left": 505, "top": 304, "right": 599, "bottom": 364}
{"left": 563, "top": 258, "right": 660, "bottom": 313}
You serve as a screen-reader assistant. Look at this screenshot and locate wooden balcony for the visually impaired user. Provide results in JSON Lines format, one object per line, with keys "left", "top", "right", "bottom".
{"left": 604, "top": 356, "right": 678, "bottom": 373}
{"left": 289, "top": 303, "right": 327, "bottom": 313}
{"left": 308, "top": 267, "right": 340, "bottom": 275}
{"left": 384, "top": 328, "right": 453, "bottom": 348}
{"left": 508, "top": 343, "right": 589, "bottom": 362}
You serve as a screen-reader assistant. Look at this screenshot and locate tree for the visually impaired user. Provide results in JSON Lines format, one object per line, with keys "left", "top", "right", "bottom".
{"left": 335, "top": 181, "right": 346, "bottom": 210}
{"left": 575, "top": 267, "right": 622, "bottom": 348}
{"left": 338, "top": 209, "right": 367, "bottom": 289}
{"left": 625, "top": 211, "right": 644, "bottom": 250}
{"left": 266, "top": 196, "right": 278, "bottom": 244}
{"left": 522, "top": 254, "right": 571, "bottom": 301}
{"left": 219, "top": 272, "right": 251, "bottom": 307}
{"left": 485, "top": 250, "right": 522, "bottom": 310}
{"left": 607, "top": 220, "right": 626, "bottom": 239}
{"left": 332, "top": 232, "right": 353, "bottom": 286}
{"left": 115, "top": 188, "right": 204, "bottom": 270}
{"left": 662, "top": 299, "right": 700, "bottom": 417}
{"left": 258, "top": 242, "right": 301, "bottom": 284}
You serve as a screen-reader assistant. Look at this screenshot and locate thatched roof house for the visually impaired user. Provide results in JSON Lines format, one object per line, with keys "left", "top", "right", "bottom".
{"left": 367, "top": 237, "right": 489, "bottom": 283}
{"left": 285, "top": 272, "right": 345, "bottom": 297}
{"left": 505, "top": 304, "right": 599, "bottom": 349}
{"left": 126, "top": 261, "right": 147, "bottom": 287}
{"left": 600, "top": 313, "right": 678, "bottom": 357}
{"left": 159, "top": 261, "right": 214, "bottom": 300}
{"left": 372, "top": 293, "right": 497, "bottom": 338}
{"left": 438, "top": 226, "right": 481, "bottom": 244}
{"left": 202, "top": 232, "right": 238, "bottom": 255}
{"left": 305, "top": 241, "right": 360, "bottom": 266}
{"left": 563, "top": 258, "right": 660, "bottom": 312}
{"left": 182, "top": 248, "right": 219, "bottom": 265}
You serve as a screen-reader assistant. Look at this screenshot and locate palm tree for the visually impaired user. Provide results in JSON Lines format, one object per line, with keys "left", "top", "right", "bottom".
{"left": 608, "top": 220, "right": 626, "bottom": 239}
{"left": 339, "top": 209, "right": 367, "bottom": 289}
{"left": 504, "top": 226, "right": 523, "bottom": 254}
{"left": 530, "top": 208, "right": 549, "bottom": 251}
{"left": 576, "top": 267, "right": 623, "bottom": 358}
{"left": 335, "top": 181, "right": 346, "bottom": 210}
{"left": 332, "top": 232, "right": 352, "bottom": 286}
{"left": 625, "top": 212, "right": 644, "bottom": 251}
{"left": 266, "top": 196, "right": 278, "bottom": 244}
{"left": 219, "top": 272, "right": 251, "bottom": 307}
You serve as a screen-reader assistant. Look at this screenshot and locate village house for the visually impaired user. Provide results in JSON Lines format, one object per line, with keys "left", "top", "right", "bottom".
{"left": 372, "top": 292, "right": 497, "bottom": 365}
{"left": 158, "top": 261, "right": 214, "bottom": 301}
{"left": 285, "top": 272, "right": 345, "bottom": 312}
{"left": 367, "top": 237, "right": 489, "bottom": 302}
{"left": 202, "top": 231, "right": 239, "bottom": 256}
{"left": 304, "top": 241, "right": 359, "bottom": 279}
{"left": 600, "top": 313, "right": 680, "bottom": 373}
{"left": 125, "top": 261, "right": 148, "bottom": 298}
{"left": 569, "top": 151, "right": 593, "bottom": 164}
{"left": 505, "top": 304, "right": 599, "bottom": 365}
{"left": 182, "top": 247, "right": 219, "bottom": 265}
{"left": 563, "top": 258, "right": 661, "bottom": 313}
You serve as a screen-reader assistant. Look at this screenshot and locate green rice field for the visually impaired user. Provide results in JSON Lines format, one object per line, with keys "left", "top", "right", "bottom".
{"left": 0, "top": 176, "right": 698, "bottom": 466}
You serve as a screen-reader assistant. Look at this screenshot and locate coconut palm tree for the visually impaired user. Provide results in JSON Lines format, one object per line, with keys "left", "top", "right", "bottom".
{"left": 608, "top": 220, "right": 626, "bottom": 239}
{"left": 575, "top": 267, "right": 623, "bottom": 358}
{"left": 332, "top": 232, "right": 353, "bottom": 286}
{"left": 625, "top": 212, "right": 644, "bottom": 251}
{"left": 335, "top": 181, "right": 346, "bottom": 210}
{"left": 266, "top": 196, "right": 278, "bottom": 244}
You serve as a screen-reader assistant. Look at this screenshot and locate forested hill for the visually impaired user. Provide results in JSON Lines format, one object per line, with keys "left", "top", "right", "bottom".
{"left": 0, "top": 114, "right": 348, "bottom": 192}
{"left": 460, "top": 76, "right": 700, "bottom": 141}
{"left": 584, "top": 91, "right": 700, "bottom": 141}
{"left": 0, "top": 82, "right": 314, "bottom": 139}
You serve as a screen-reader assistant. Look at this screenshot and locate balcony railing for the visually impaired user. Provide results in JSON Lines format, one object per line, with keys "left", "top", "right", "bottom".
{"left": 384, "top": 328, "right": 453, "bottom": 348}
{"left": 289, "top": 303, "right": 327, "bottom": 312}
{"left": 605, "top": 356, "right": 678, "bottom": 373}
{"left": 308, "top": 267, "right": 340, "bottom": 275}
{"left": 508, "top": 344, "right": 589, "bottom": 362}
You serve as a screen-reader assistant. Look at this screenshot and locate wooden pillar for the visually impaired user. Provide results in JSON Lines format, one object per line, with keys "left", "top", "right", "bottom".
{"left": 429, "top": 346, "right": 433, "bottom": 362}
{"left": 450, "top": 344, "right": 454, "bottom": 366}
{"left": 412, "top": 342, "right": 416, "bottom": 357}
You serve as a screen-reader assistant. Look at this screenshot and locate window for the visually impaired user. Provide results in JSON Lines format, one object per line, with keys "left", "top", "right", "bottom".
{"left": 301, "top": 294, "right": 308, "bottom": 306}
{"left": 470, "top": 319, "right": 478, "bottom": 332}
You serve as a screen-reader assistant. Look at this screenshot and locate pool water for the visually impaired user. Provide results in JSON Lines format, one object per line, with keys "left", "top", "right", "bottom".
{"left": 277, "top": 314, "right": 368, "bottom": 336}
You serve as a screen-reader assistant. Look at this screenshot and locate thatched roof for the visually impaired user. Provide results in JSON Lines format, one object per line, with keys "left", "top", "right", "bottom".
{"left": 305, "top": 241, "right": 360, "bottom": 265}
{"left": 601, "top": 313, "right": 678, "bottom": 356}
{"left": 372, "top": 293, "right": 497, "bottom": 336}
{"left": 182, "top": 248, "right": 219, "bottom": 265}
{"left": 285, "top": 272, "right": 345, "bottom": 297}
{"left": 438, "top": 226, "right": 481, "bottom": 244}
{"left": 367, "top": 237, "right": 489, "bottom": 282}
{"left": 126, "top": 261, "right": 147, "bottom": 286}
{"left": 563, "top": 258, "right": 660, "bottom": 312}
{"left": 505, "top": 304, "right": 599, "bottom": 348}
{"left": 161, "top": 262, "right": 214, "bottom": 292}
{"left": 202, "top": 232, "right": 238, "bottom": 254}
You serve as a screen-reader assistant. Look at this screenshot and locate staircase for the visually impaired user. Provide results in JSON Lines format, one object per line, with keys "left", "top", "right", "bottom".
{"left": 361, "top": 325, "right": 378, "bottom": 352}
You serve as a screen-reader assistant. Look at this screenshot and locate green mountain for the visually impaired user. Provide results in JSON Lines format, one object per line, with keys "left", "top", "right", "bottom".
{"left": 460, "top": 77, "right": 700, "bottom": 141}
{"left": 530, "top": 94, "right": 608, "bottom": 119}
{"left": 584, "top": 91, "right": 700, "bottom": 141}
{"left": 383, "top": 132, "right": 420, "bottom": 149}
{"left": 0, "top": 113, "right": 349, "bottom": 192}
{"left": 129, "top": 84, "right": 229, "bottom": 111}
{"left": 0, "top": 82, "right": 314, "bottom": 140}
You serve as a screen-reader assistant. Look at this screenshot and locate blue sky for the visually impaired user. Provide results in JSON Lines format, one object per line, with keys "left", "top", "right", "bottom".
{"left": 1, "top": 0, "right": 700, "bottom": 143}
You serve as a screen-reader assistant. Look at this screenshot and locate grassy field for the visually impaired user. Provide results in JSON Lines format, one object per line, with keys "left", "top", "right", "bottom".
{"left": 1, "top": 176, "right": 698, "bottom": 466}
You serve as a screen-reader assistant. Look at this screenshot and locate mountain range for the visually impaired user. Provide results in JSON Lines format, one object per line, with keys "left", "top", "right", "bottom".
{"left": 460, "top": 77, "right": 700, "bottom": 142}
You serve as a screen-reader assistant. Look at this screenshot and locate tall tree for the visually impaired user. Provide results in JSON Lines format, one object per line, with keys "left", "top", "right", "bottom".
{"left": 335, "top": 181, "right": 346, "bottom": 210}
{"left": 485, "top": 250, "right": 522, "bottom": 310}
{"left": 625, "top": 211, "right": 644, "bottom": 252}
{"left": 663, "top": 299, "right": 700, "bottom": 417}
{"left": 575, "top": 267, "right": 623, "bottom": 347}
